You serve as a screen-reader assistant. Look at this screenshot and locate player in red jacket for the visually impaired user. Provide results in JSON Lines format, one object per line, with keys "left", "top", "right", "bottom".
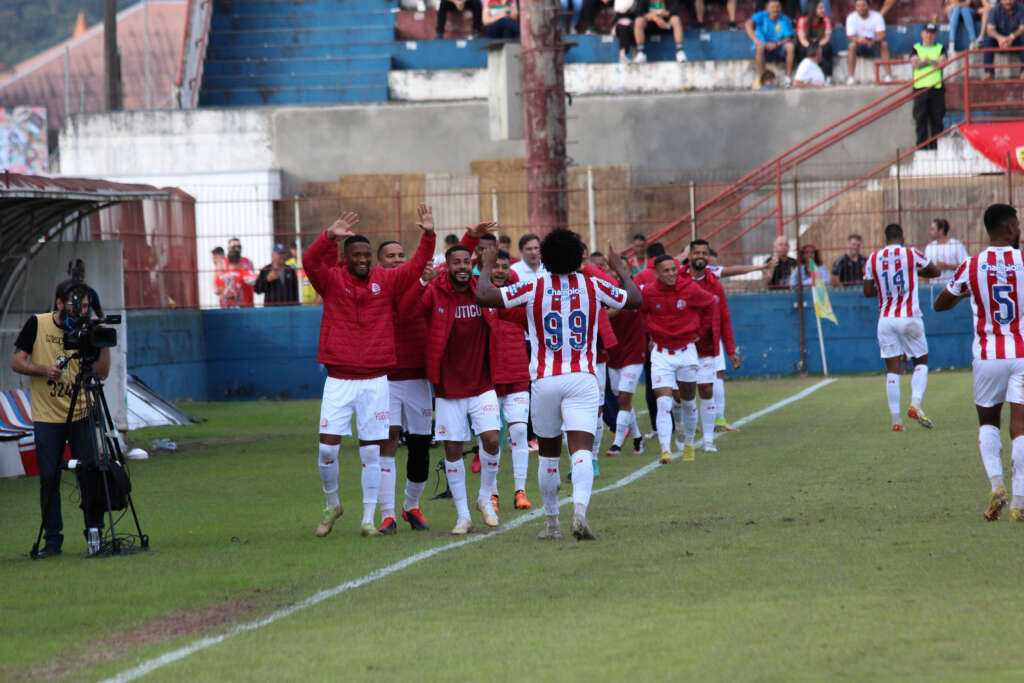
{"left": 581, "top": 261, "right": 620, "bottom": 474}
{"left": 304, "top": 206, "right": 436, "bottom": 538}
{"left": 641, "top": 254, "right": 716, "bottom": 464}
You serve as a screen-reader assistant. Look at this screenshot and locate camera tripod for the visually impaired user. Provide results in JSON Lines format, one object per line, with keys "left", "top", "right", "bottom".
{"left": 30, "top": 353, "right": 149, "bottom": 558}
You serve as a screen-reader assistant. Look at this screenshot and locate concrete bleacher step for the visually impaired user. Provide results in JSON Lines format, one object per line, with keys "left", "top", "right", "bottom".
{"left": 207, "top": 41, "right": 393, "bottom": 59}
{"left": 199, "top": 84, "right": 390, "bottom": 106}
{"left": 208, "top": 25, "right": 396, "bottom": 45}
{"left": 892, "top": 130, "right": 1004, "bottom": 177}
{"left": 215, "top": 0, "right": 396, "bottom": 13}
{"left": 212, "top": 11, "right": 395, "bottom": 31}
{"left": 203, "top": 55, "right": 392, "bottom": 77}
{"left": 203, "top": 70, "right": 389, "bottom": 89}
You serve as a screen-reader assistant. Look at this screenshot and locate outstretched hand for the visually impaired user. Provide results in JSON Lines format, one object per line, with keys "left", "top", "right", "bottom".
{"left": 607, "top": 242, "right": 628, "bottom": 276}
{"left": 416, "top": 203, "right": 436, "bottom": 234}
{"left": 328, "top": 211, "right": 359, "bottom": 241}
{"left": 466, "top": 221, "right": 498, "bottom": 239}
{"left": 421, "top": 265, "right": 439, "bottom": 283}
{"left": 478, "top": 242, "right": 499, "bottom": 270}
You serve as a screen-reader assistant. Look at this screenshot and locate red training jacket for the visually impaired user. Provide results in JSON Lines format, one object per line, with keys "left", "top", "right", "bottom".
{"left": 608, "top": 309, "right": 646, "bottom": 368}
{"left": 641, "top": 275, "right": 716, "bottom": 350}
{"left": 683, "top": 265, "right": 736, "bottom": 358}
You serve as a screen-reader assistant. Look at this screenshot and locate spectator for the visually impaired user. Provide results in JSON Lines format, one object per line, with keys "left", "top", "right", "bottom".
{"left": 436, "top": 0, "right": 483, "bottom": 38}
{"left": 911, "top": 23, "right": 946, "bottom": 150}
{"left": 255, "top": 243, "right": 299, "bottom": 305}
{"left": 746, "top": 0, "right": 796, "bottom": 87}
{"left": 796, "top": 0, "right": 834, "bottom": 83}
{"left": 578, "top": 0, "right": 613, "bottom": 34}
{"left": 590, "top": 250, "right": 613, "bottom": 275}
{"left": 759, "top": 68, "right": 778, "bottom": 87}
{"left": 511, "top": 232, "right": 548, "bottom": 282}
{"left": 694, "top": 0, "right": 739, "bottom": 32}
{"left": 763, "top": 235, "right": 797, "bottom": 287}
{"left": 788, "top": 243, "right": 823, "bottom": 287}
{"left": 845, "top": 0, "right": 893, "bottom": 84}
{"left": 498, "top": 233, "right": 519, "bottom": 262}
{"left": 924, "top": 217, "right": 970, "bottom": 283}
{"left": 977, "top": 0, "right": 998, "bottom": 48}
{"left": 211, "top": 246, "right": 226, "bottom": 273}
{"left": 436, "top": 233, "right": 461, "bottom": 268}
{"left": 483, "top": 0, "right": 520, "bottom": 38}
{"left": 628, "top": 233, "right": 647, "bottom": 275}
{"left": 227, "top": 236, "right": 255, "bottom": 272}
{"left": 830, "top": 233, "right": 867, "bottom": 285}
{"left": 633, "top": 0, "right": 688, "bottom": 63}
{"left": 613, "top": 0, "right": 640, "bottom": 62}
{"left": 215, "top": 249, "right": 256, "bottom": 308}
{"left": 982, "top": 0, "right": 1024, "bottom": 79}
{"left": 793, "top": 45, "right": 827, "bottom": 85}
{"left": 946, "top": 0, "right": 977, "bottom": 54}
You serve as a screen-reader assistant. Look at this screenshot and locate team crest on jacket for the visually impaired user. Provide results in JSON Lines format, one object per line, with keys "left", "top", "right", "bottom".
{"left": 371, "top": 282, "right": 381, "bottom": 294}
{"left": 676, "top": 299, "right": 685, "bottom": 309}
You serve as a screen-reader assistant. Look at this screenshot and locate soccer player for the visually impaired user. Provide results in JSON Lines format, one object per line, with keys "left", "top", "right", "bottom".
{"left": 863, "top": 223, "right": 940, "bottom": 431}
{"left": 935, "top": 203, "right": 1024, "bottom": 522}
{"left": 681, "top": 240, "right": 741, "bottom": 452}
{"left": 606, "top": 284, "right": 646, "bottom": 457}
{"left": 376, "top": 240, "right": 437, "bottom": 533}
{"left": 641, "top": 255, "right": 716, "bottom": 464}
{"left": 476, "top": 230, "right": 642, "bottom": 540}
{"left": 304, "top": 207, "right": 436, "bottom": 538}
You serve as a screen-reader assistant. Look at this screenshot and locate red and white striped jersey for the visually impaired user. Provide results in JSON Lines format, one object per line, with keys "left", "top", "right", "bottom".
{"left": 947, "top": 247, "right": 1024, "bottom": 360}
{"left": 864, "top": 245, "right": 930, "bottom": 318}
{"left": 500, "top": 272, "right": 628, "bottom": 379}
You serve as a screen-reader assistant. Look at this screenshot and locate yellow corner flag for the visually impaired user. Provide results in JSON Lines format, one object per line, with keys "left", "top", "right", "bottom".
{"left": 808, "top": 258, "right": 838, "bottom": 325}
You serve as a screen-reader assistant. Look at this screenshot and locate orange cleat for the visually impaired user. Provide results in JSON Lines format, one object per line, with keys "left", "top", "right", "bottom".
{"left": 514, "top": 489, "right": 533, "bottom": 510}
{"left": 490, "top": 493, "right": 500, "bottom": 513}
{"left": 892, "top": 423, "right": 904, "bottom": 432}
{"left": 401, "top": 507, "right": 430, "bottom": 531}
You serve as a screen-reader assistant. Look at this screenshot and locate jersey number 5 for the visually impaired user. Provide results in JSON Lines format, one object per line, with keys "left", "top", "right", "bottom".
{"left": 543, "top": 311, "right": 588, "bottom": 352}
{"left": 992, "top": 283, "right": 1017, "bottom": 325}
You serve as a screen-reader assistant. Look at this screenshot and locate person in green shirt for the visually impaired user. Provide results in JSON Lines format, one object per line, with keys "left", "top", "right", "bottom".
{"left": 911, "top": 23, "right": 946, "bottom": 150}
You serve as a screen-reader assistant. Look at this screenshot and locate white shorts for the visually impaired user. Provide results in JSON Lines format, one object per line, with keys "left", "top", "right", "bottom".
{"left": 715, "top": 340, "right": 726, "bottom": 373}
{"left": 650, "top": 344, "right": 699, "bottom": 389}
{"left": 698, "top": 355, "right": 717, "bottom": 384}
{"left": 531, "top": 372, "right": 600, "bottom": 438}
{"left": 388, "top": 378, "right": 433, "bottom": 435}
{"left": 877, "top": 317, "right": 928, "bottom": 359}
{"left": 434, "top": 390, "right": 501, "bottom": 442}
{"left": 319, "top": 375, "right": 390, "bottom": 441}
{"left": 596, "top": 361, "right": 607, "bottom": 396}
{"left": 973, "top": 358, "right": 1024, "bottom": 407}
{"left": 608, "top": 363, "right": 643, "bottom": 395}
{"left": 500, "top": 390, "right": 530, "bottom": 424}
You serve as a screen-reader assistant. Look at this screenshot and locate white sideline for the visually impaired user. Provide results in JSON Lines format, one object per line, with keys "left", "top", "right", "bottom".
{"left": 105, "top": 378, "right": 836, "bottom": 682}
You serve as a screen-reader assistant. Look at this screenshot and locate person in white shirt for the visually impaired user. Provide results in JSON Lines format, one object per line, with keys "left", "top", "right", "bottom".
{"left": 845, "top": 0, "right": 893, "bottom": 83}
{"left": 924, "top": 217, "right": 970, "bottom": 284}
{"left": 510, "top": 232, "right": 549, "bottom": 283}
{"left": 793, "top": 46, "right": 826, "bottom": 85}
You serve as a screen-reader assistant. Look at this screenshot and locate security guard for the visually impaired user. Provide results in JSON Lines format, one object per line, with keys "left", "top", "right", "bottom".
{"left": 911, "top": 23, "right": 946, "bottom": 150}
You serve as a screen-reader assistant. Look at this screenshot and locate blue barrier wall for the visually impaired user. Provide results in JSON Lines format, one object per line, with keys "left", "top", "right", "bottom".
{"left": 127, "top": 288, "right": 975, "bottom": 402}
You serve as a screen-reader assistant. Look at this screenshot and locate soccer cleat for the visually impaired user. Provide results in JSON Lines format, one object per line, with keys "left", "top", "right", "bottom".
{"left": 528, "top": 439, "right": 539, "bottom": 453}
{"left": 633, "top": 436, "right": 645, "bottom": 454}
{"left": 675, "top": 49, "right": 688, "bottom": 63}
{"left": 907, "top": 406, "right": 933, "bottom": 429}
{"left": 682, "top": 444, "right": 696, "bottom": 462}
{"left": 537, "top": 518, "right": 562, "bottom": 540}
{"left": 490, "top": 493, "right": 500, "bottom": 513}
{"left": 592, "top": 458, "right": 600, "bottom": 477}
{"left": 703, "top": 440, "right": 718, "bottom": 453}
{"left": 634, "top": 51, "right": 648, "bottom": 64}
{"left": 451, "top": 517, "right": 472, "bottom": 535}
{"left": 471, "top": 451, "right": 481, "bottom": 474}
{"left": 477, "top": 499, "right": 499, "bottom": 527}
{"left": 315, "top": 505, "right": 343, "bottom": 537}
{"left": 659, "top": 450, "right": 673, "bottom": 465}
{"left": 605, "top": 444, "right": 623, "bottom": 457}
{"left": 571, "top": 514, "right": 597, "bottom": 540}
{"left": 1010, "top": 508, "right": 1024, "bottom": 522}
{"left": 378, "top": 517, "right": 397, "bottom": 535}
{"left": 402, "top": 507, "right": 430, "bottom": 531}
{"left": 514, "top": 489, "right": 533, "bottom": 510}
{"left": 360, "top": 522, "right": 383, "bottom": 537}
{"left": 985, "top": 487, "right": 1009, "bottom": 521}
{"left": 715, "top": 418, "right": 738, "bottom": 432}
{"left": 892, "top": 423, "right": 904, "bottom": 432}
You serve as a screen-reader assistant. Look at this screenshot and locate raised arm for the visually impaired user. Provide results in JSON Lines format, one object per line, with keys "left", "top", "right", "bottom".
{"left": 606, "top": 242, "right": 642, "bottom": 309}
{"left": 387, "top": 203, "right": 438, "bottom": 293}
{"left": 475, "top": 243, "right": 508, "bottom": 308}
{"left": 303, "top": 211, "right": 360, "bottom": 296}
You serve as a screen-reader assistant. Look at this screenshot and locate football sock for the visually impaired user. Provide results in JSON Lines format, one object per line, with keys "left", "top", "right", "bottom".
{"left": 445, "top": 458, "right": 471, "bottom": 520}
{"left": 671, "top": 399, "right": 684, "bottom": 433}
{"left": 682, "top": 398, "right": 698, "bottom": 446}
{"left": 714, "top": 378, "right": 726, "bottom": 419}
{"left": 570, "top": 450, "right": 594, "bottom": 512}
{"left": 478, "top": 446, "right": 500, "bottom": 503}
{"left": 911, "top": 364, "right": 928, "bottom": 406}
{"left": 631, "top": 409, "right": 641, "bottom": 437}
{"left": 886, "top": 373, "right": 901, "bottom": 416}
{"left": 613, "top": 409, "right": 631, "bottom": 448}
{"left": 1012, "top": 436, "right": 1024, "bottom": 499}
{"left": 538, "top": 456, "right": 561, "bottom": 517}
{"left": 359, "top": 445, "right": 381, "bottom": 525}
{"left": 656, "top": 395, "right": 675, "bottom": 452}
{"left": 979, "top": 425, "right": 1004, "bottom": 486}
{"left": 405, "top": 433, "right": 431, "bottom": 483}
{"left": 509, "top": 422, "right": 529, "bottom": 492}
{"left": 591, "top": 418, "right": 604, "bottom": 456}
{"left": 700, "top": 397, "right": 716, "bottom": 444}
{"left": 403, "top": 480, "right": 426, "bottom": 512}
{"left": 318, "top": 442, "right": 340, "bottom": 509}
{"left": 378, "top": 456, "right": 396, "bottom": 519}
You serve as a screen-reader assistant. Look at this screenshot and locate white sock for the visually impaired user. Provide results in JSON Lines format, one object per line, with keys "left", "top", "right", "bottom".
{"left": 671, "top": 399, "right": 684, "bottom": 431}
{"left": 979, "top": 425, "right": 1004, "bottom": 487}
{"left": 403, "top": 479, "right": 426, "bottom": 511}
{"left": 378, "top": 456, "right": 396, "bottom": 519}
{"left": 479, "top": 446, "right": 500, "bottom": 502}
{"left": 1013, "top": 436, "right": 1024, "bottom": 500}
{"left": 631, "top": 410, "right": 641, "bottom": 437}
{"left": 911, "top": 364, "right": 928, "bottom": 406}
{"left": 318, "top": 442, "right": 340, "bottom": 509}
{"left": 538, "top": 456, "right": 561, "bottom": 517}
{"left": 613, "top": 409, "right": 631, "bottom": 448}
{"left": 714, "top": 378, "right": 726, "bottom": 420}
{"left": 682, "top": 399, "right": 698, "bottom": 446}
{"left": 656, "top": 395, "right": 675, "bottom": 452}
{"left": 445, "top": 458, "right": 471, "bottom": 520}
{"left": 359, "top": 445, "right": 381, "bottom": 525}
{"left": 591, "top": 418, "right": 604, "bottom": 456}
{"left": 700, "top": 398, "right": 716, "bottom": 445}
{"left": 570, "top": 450, "right": 594, "bottom": 512}
{"left": 886, "top": 373, "right": 901, "bottom": 416}
{"left": 509, "top": 422, "right": 529, "bottom": 492}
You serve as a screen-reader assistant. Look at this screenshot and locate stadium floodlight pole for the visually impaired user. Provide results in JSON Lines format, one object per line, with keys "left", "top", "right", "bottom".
{"left": 521, "top": 0, "right": 568, "bottom": 238}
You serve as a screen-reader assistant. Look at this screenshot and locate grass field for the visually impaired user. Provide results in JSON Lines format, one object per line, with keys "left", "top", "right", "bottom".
{"left": 4, "top": 371, "right": 1024, "bottom": 681}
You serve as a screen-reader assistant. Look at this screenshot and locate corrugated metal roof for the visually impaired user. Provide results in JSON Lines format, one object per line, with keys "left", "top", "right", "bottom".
{"left": 0, "top": 1, "right": 186, "bottom": 141}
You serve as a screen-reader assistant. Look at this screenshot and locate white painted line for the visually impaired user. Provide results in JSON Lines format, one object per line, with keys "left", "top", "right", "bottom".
{"left": 105, "top": 378, "right": 836, "bottom": 683}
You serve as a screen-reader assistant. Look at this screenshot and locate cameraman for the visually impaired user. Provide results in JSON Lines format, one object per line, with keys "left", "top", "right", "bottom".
{"left": 10, "top": 281, "right": 109, "bottom": 558}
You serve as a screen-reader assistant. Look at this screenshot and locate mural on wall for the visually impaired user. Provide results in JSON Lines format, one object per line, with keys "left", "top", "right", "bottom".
{"left": 0, "top": 107, "right": 47, "bottom": 174}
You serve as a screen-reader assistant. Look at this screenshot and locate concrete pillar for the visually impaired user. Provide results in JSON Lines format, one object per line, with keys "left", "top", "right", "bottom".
{"left": 487, "top": 42, "right": 523, "bottom": 141}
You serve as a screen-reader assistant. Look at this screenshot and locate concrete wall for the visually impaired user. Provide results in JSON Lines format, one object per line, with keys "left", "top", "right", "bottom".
{"left": 126, "top": 309, "right": 207, "bottom": 402}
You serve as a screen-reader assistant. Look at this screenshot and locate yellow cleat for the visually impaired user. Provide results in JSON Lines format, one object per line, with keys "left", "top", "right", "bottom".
{"left": 476, "top": 499, "right": 499, "bottom": 527}
{"left": 682, "top": 444, "right": 696, "bottom": 462}
{"left": 985, "top": 487, "right": 1009, "bottom": 521}
{"left": 360, "top": 522, "right": 383, "bottom": 537}
{"left": 659, "top": 450, "right": 673, "bottom": 464}
{"left": 315, "top": 505, "right": 343, "bottom": 538}
{"left": 1011, "top": 508, "right": 1024, "bottom": 522}
{"left": 907, "top": 406, "right": 933, "bottom": 429}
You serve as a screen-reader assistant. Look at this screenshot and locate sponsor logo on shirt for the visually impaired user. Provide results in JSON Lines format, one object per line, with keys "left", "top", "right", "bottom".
{"left": 546, "top": 287, "right": 584, "bottom": 297}
{"left": 455, "top": 304, "right": 481, "bottom": 319}
{"left": 980, "top": 262, "right": 1024, "bottom": 276}
{"left": 371, "top": 282, "right": 381, "bottom": 294}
